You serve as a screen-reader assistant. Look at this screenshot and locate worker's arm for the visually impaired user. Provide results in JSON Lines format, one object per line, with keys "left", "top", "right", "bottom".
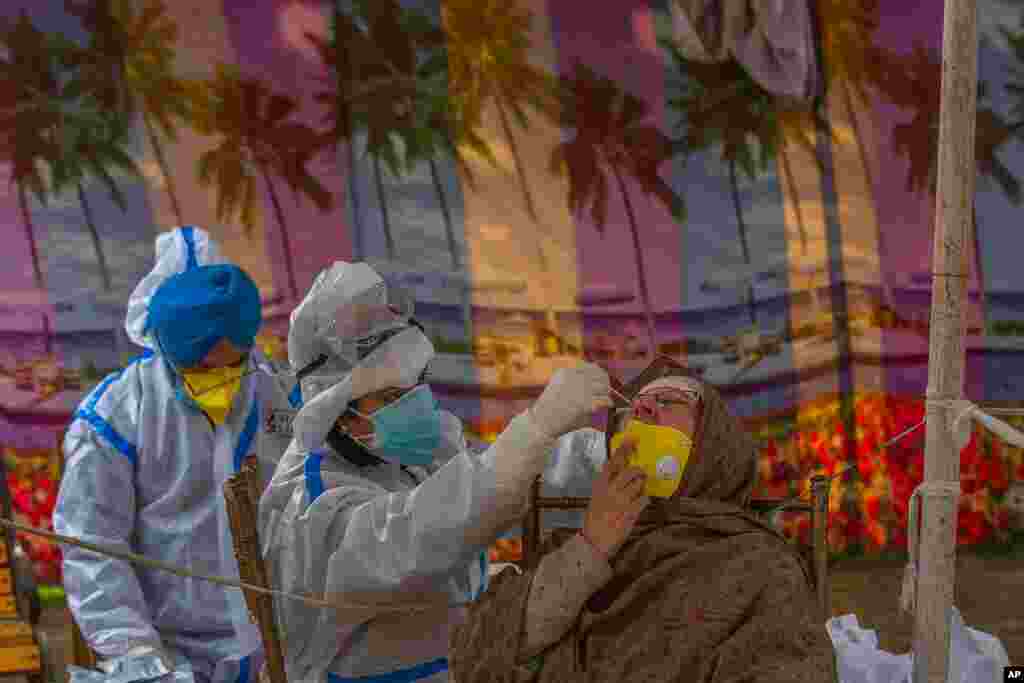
{"left": 260, "top": 410, "right": 556, "bottom": 613}
{"left": 54, "top": 422, "right": 161, "bottom": 657}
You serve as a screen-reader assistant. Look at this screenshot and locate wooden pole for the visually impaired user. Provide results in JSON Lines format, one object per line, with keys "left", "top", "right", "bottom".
{"left": 914, "top": 0, "right": 977, "bottom": 680}
{"left": 810, "top": 474, "right": 831, "bottom": 621}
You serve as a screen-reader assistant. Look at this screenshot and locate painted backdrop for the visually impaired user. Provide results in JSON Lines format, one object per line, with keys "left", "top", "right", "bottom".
{"left": 3, "top": 0, "right": 1024, "bottom": 582}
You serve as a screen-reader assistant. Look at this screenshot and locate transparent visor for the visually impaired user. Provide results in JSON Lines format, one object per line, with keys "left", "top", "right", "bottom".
{"left": 318, "top": 280, "right": 416, "bottom": 359}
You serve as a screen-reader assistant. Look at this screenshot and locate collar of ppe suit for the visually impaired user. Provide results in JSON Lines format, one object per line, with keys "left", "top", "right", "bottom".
{"left": 125, "top": 226, "right": 227, "bottom": 349}
{"left": 291, "top": 327, "right": 435, "bottom": 452}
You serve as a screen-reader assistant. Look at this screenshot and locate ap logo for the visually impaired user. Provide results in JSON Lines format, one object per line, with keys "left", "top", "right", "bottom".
{"left": 1006, "top": 666, "right": 1023, "bottom": 681}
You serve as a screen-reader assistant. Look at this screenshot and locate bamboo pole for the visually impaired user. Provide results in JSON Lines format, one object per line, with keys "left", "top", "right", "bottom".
{"left": 914, "top": 0, "right": 977, "bottom": 680}
{"left": 810, "top": 474, "right": 830, "bottom": 621}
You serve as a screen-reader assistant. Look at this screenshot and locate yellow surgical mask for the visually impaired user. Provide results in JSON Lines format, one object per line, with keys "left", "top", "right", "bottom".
{"left": 609, "top": 419, "right": 693, "bottom": 498}
{"left": 181, "top": 364, "right": 246, "bottom": 426}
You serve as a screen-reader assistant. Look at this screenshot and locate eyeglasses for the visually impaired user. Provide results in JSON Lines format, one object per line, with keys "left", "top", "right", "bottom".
{"left": 614, "top": 389, "right": 700, "bottom": 418}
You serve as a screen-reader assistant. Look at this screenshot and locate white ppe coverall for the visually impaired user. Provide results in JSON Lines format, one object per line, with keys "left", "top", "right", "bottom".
{"left": 54, "top": 227, "right": 295, "bottom": 683}
{"left": 259, "top": 261, "right": 609, "bottom": 683}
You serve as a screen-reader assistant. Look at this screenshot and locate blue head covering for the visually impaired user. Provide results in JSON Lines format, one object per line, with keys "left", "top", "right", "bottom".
{"left": 146, "top": 264, "right": 262, "bottom": 368}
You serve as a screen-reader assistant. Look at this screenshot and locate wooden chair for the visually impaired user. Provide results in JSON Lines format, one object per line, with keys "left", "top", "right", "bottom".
{"left": 223, "top": 456, "right": 287, "bottom": 683}
{"left": 521, "top": 473, "right": 832, "bottom": 620}
{"left": 70, "top": 619, "right": 98, "bottom": 668}
{"left": 68, "top": 457, "right": 289, "bottom": 681}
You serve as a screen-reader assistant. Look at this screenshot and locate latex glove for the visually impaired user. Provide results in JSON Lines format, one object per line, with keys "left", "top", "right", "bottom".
{"left": 98, "top": 644, "right": 174, "bottom": 676}
{"left": 527, "top": 363, "right": 612, "bottom": 440}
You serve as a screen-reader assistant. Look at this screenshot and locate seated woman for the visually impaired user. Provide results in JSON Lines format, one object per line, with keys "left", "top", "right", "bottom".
{"left": 451, "top": 359, "right": 837, "bottom": 683}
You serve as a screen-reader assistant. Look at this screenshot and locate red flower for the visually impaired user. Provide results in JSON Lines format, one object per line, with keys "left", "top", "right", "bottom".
{"left": 957, "top": 509, "right": 987, "bottom": 545}
{"left": 857, "top": 455, "right": 876, "bottom": 480}
{"left": 863, "top": 495, "right": 881, "bottom": 521}
{"left": 994, "top": 508, "right": 1011, "bottom": 531}
{"left": 845, "top": 517, "right": 864, "bottom": 542}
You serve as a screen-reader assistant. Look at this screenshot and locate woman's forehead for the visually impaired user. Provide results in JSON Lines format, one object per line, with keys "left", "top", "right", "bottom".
{"left": 635, "top": 386, "right": 697, "bottom": 399}
{"left": 635, "top": 375, "right": 703, "bottom": 397}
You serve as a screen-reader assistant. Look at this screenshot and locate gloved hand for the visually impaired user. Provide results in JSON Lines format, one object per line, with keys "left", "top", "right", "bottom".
{"left": 527, "top": 363, "right": 612, "bottom": 440}
{"left": 347, "top": 326, "right": 434, "bottom": 398}
{"left": 98, "top": 643, "right": 175, "bottom": 677}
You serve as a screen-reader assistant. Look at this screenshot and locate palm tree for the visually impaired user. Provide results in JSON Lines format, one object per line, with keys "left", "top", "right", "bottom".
{"left": 443, "top": 0, "right": 559, "bottom": 226}
{"left": 309, "top": 0, "right": 482, "bottom": 265}
{"left": 191, "top": 64, "right": 333, "bottom": 301}
{"left": 319, "top": 4, "right": 364, "bottom": 259}
{"left": 815, "top": 0, "right": 914, "bottom": 283}
{"left": 0, "top": 13, "right": 60, "bottom": 290}
{"left": 310, "top": 2, "right": 503, "bottom": 346}
{"left": 391, "top": 76, "right": 466, "bottom": 270}
{"left": 892, "top": 45, "right": 1019, "bottom": 326}
{"left": 1, "top": 15, "right": 137, "bottom": 292}
{"left": 68, "top": 0, "right": 203, "bottom": 227}
{"left": 444, "top": 0, "right": 567, "bottom": 336}
{"left": 309, "top": 0, "right": 443, "bottom": 261}
{"left": 46, "top": 69, "right": 141, "bottom": 293}
{"left": 549, "top": 61, "right": 685, "bottom": 356}
{"left": 664, "top": 49, "right": 823, "bottom": 326}
{"left": 63, "top": 0, "right": 126, "bottom": 112}
{"left": 816, "top": 1, "right": 888, "bottom": 203}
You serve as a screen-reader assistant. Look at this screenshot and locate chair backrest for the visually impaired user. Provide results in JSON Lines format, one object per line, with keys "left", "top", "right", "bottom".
{"left": 521, "top": 474, "right": 832, "bottom": 620}
{"left": 223, "top": 456, "right": 288, "bottom": 683}
{"left": 70, "top": 619, "right": 97, "bottom": 669}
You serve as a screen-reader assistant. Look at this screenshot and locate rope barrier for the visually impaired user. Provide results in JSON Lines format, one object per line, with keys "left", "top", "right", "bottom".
{"left": 0, "top": 519, "right": 462, "bottom": 616}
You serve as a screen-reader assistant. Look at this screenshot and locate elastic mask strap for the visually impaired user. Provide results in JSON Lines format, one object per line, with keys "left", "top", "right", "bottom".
{"left": 155, "top": 333, "right": 251, "bottom": 380}
{"left": 296, "top": 354, "right": 329, "bottom": 382}
{"left": 155, "top": 337, "right": 188, "bottom": 391}
{"left": 346, "top": 384, "right": 425, "bottom": 422}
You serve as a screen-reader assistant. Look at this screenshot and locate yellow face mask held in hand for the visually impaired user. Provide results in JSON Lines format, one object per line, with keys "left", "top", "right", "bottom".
{"left": 609, "top": 419, "right": 693, "bottom": 498}
{"left": 182, "top": 364, "right": 246, "bottom": 426}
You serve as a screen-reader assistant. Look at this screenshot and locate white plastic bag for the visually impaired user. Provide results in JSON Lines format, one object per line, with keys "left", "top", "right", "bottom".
{"left": 827, "top": 608, "right": 1010, "bottom": 683}
{"left": 944, "top": 607, "right": 1010, "bottom": 683}
{"left": 827, "top": 614, "right": 912, "bottom": 683}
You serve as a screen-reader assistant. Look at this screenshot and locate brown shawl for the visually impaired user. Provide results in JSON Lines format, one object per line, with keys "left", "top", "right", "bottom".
{"left": 450, "top": 358, "right": 837, "bottom": 683}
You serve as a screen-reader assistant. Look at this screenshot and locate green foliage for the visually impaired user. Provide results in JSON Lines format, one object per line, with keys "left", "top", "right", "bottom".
{"left": 0, "top": 12, "right": 141, "bottom": 203}
{"left": 887, "top": 44, "right": 1018, "bottom": 202}
{"left": 432, "top": 337, "right": 474, "bottom": 355}
{"left": 662, "top": 39, "right": 825, "bottom": 184}
{"left": 990, "top": 320, "right": 1024, "bottom": 337}
{"left": 80, "top": 361, "right": 99, "bottom": 383}
{"left": 550, "top": 60, "right": 686, "bottom": 230}
{"left": 0, "top": 14, "right": 65, "bottom": 208}
{"left": 191, "top": 64, "right": 332, "bottom": 234}
{"left": 309, "top": 0, "right": 502, "bottom": 189}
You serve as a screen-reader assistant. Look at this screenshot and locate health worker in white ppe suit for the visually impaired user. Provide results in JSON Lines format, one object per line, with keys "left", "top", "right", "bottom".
{"left": 54, "top": 227, "right": 296, "bottom": 683}
{"left": 259, "top": 261, "right": 612, "bottom": 683}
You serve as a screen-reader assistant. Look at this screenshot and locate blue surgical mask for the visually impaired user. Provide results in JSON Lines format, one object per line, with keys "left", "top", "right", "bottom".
{"left": 353, "top": 385, "right": 442, "bottom": 467}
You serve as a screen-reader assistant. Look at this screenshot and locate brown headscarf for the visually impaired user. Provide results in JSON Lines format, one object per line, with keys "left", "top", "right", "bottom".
{"left": 450, "top": 357, "right": 838, "bottom": 683}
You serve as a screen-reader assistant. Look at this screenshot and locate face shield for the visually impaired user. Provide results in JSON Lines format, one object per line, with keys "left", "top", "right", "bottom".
{"left": 288, "top": 262, "right": 416, "bottom": 384}
{"left": 287, "top": 262, "right": 435, "bottom": 453}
